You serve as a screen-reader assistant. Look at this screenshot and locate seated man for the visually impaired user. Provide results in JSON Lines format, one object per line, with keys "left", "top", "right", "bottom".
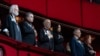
{"left": 38, "top": 19, "right": 54, "bottom": 51}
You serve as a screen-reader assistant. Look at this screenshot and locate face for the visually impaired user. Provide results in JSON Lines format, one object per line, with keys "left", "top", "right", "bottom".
{"left": 57, "top": 25, "right": 61, "bottom": 32}
{"left": 13, "top": 6, "right": 19, "bottom": 16}
{"left": 87, "top": 35, "right": 92, "bottom": 44}
{"left": 75, "top": 29, "right": 81, "bottom": 38}
{"left": 44, "top": 20, "right": 51, "bottom": 29}
{"left": 27, "top": 14, "right": 34, "bottom": 23}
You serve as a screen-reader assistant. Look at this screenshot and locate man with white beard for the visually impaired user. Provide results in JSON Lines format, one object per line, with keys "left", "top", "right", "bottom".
{"left": 3, "top": 4, "right": 22, "bottom": 42}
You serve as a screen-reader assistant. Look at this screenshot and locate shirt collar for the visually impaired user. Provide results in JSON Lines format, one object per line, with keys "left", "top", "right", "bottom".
{"left": 74, "top": 35, "right": 79, "bottom": 40}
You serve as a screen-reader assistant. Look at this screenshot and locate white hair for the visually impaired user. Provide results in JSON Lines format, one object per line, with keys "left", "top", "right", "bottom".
{"left": 9, "top": 4, "right": 19, "bottom": 16}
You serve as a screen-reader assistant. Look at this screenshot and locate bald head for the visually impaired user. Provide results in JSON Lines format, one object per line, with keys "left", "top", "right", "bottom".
{"left": 43, "top": 19, "right": 51, "bottom": 29}
{"left": 9, "top": 4, "right": 19, "bottom": 16}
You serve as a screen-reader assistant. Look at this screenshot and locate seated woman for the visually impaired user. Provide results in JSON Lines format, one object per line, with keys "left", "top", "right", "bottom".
{"left": 53, "top": 24, "right": 66, "bottom": 53}
{"left": 19, "top": 12, "right": 37, "bottom": 46}
{"left": 83, "top": 34, "right": 96, "bottom": 56}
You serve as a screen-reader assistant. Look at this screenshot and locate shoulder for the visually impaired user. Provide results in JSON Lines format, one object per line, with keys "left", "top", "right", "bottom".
{"left": 6, "top": 14, "right": 12, "bottom": 20}
{"left": 7, "top": 14, "right": 11, "bottom": 18}
{"left": 21, "top": 22, "right": 28, "bottom": 26}
{"left": 40, "top": 28, "right": 44, "bottom": 31}
{"left": 71, "top": 37, "right": 76, "bottom": 40}
{"left": 70, "top": 37, "right": 77, "bottom": 43}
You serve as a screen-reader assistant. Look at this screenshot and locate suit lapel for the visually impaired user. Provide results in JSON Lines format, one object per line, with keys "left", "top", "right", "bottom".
{"left": 25, "top": 22, "right": 33, "bottom": 30}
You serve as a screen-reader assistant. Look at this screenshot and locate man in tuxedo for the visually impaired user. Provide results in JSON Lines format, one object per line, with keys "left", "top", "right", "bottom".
{"left": 38, "top": 19, "right": 54, "bottom": 51}
{"left": 69, "top": 28, "right": 85, "bottom": 56}
{"left": 20, "top": 12, "right": 37, "bottom": 45}
{"left": 3, "top": 4, "right": 22, "bottom": 41}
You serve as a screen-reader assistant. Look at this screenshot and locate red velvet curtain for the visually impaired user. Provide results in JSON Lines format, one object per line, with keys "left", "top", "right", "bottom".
{"left": 4, "top": 0, "right": 100, "bottom": 31}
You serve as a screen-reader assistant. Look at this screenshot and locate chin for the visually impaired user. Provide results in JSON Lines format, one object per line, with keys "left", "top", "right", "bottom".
{"left": 14, "top": 12, "right": 19, "bottom": 16}
{"left": 14, "top": 14, "right": 19, "bottom": 16}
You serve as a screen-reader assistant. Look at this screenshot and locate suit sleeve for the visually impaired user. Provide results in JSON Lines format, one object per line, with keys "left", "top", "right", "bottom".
{"left": 70, "top": 38, "right": 77, "bottom": 56}
{"left": 3, "top": 16, "right": 10, "bottom": 29}
{"left": 4, "top": 16, "right": 15, "bottom": 38}
{"left": 21, "top": 22, "right": 34, "bottom": 34}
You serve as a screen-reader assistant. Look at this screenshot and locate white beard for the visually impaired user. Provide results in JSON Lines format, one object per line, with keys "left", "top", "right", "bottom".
{"left": 12, "top": 11, "right": 19, "bottom": 16}
{"left": 14, "top": 11, "right": 19, "bottom": 16}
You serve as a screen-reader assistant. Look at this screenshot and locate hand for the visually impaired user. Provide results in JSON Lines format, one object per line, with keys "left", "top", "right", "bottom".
{"left": 35, "top": 45, "right": 38, "bottom": 47}
{"left": 34, "top": 29, "right": 37, "bottom": 37}
{"left": 5, "top": 32, "right": 9, "bottom": 36}
{"left": 3, "top": 28, "right": 9, "bottom": 36}
{"left": 32, "top": 26, "right": 38, "bottom": 37}
{"left": 0, "top": 29, "right": 1, "bottom": 32}
{"left": 59, "top": 35, "right": 63, "bottom": 39}
{"left": 47, "top": 31, "right": 53, "bottom": 39}
{"left": 89, "top": 50, "right": 96, "bottom": 54}
{"left": 51, "top": 50, "right": 54, "bottom": 52}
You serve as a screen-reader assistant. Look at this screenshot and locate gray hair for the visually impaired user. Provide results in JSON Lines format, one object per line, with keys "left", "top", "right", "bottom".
{"left": 9, "top": 4, "right": 18, "bottom": 14}
{"left": 73, "top": 28, "right": 81, "bottom": 34}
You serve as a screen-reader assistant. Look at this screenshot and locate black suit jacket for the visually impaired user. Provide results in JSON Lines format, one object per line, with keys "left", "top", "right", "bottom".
{"left": 69, "top": 37, "right": 85, "bottom": 56}
{"left": 38, "top": 28, "right": 54, "bottom": 50}
{"left": 19, "top": 22, "right": 36, "bottom": 45}
{"left": 54, "top": 32, "right": 65, "bottom": 53}
{"left": 3, "top": 14, "right": 22, "bottom": 41}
